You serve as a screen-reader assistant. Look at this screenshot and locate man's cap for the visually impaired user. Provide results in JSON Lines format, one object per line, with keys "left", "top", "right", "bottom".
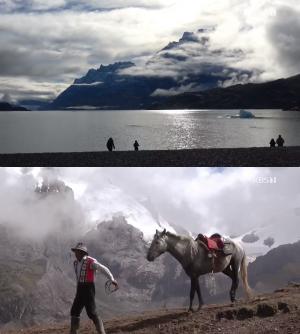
{"left": 71, "top": 242, "right": 88, "bottom": 255}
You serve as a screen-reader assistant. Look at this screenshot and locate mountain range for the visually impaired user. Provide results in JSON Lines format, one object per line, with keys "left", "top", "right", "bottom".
{"left": 48, "top": 27, "right": 300, "bottom": 111}
{"left": 50, "top": 29, "right": 252, "bottom": 110}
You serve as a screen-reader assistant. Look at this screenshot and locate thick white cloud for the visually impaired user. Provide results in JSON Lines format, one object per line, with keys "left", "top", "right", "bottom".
{"left": 0, "top": 0, "right": 299, "bottom": 101}
{"left": 1, "top": 167, "right": 299, "bottom": 248}
{"left": 0, "top": 0, "right": 175, "bottom": 12}
{"left": 59, "top": 167, "right": 300, "bottom": 249}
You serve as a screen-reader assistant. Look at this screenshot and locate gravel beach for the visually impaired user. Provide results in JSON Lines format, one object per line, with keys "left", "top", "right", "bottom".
{"left": 0, "top": 147, "right": 300, "bottom": 166}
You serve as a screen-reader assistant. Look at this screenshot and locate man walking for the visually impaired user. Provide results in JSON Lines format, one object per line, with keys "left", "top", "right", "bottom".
{"left": 70, "top": 242, "right": 118, "bottom": 334}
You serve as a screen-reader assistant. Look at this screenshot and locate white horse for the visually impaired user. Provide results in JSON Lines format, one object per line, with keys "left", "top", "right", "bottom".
{"left": 147, "top": 229, "right": 251, "bottom": 311}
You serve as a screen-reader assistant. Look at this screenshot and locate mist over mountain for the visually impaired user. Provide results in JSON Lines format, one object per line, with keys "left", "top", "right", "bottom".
{"left": 0, "top": 168, "right": 299, "bottom": 329}
{"left": 157, "top": 73, "right": 300, "bottom": 110}
{"left": 49, "top": 26, "right": 300, "bottom": 111}
{"left": 0, "top": 169, "right": 189, "bottom": 329}
{"left": 50, "top": 29, "right": 252, "bottom": 110}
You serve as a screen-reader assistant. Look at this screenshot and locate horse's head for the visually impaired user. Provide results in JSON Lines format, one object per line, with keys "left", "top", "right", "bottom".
{"left": 147, "top": 229, "right": 168, "bottom": 262}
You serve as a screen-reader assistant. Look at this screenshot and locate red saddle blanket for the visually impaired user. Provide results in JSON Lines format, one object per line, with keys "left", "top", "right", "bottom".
{"left": 207, "top": 237, "right": 224, "bottom": 250}
{"left": 197, "top": 234, "right": 224, "bottom": 251}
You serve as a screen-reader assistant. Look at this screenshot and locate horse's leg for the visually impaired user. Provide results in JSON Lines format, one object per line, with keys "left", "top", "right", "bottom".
{"left": 195, "top": 278, "right": 203, "bottom": 311}
{"left": 230, "top": 262, "right": 239, "bottom": 302}
{"left": 188, "top": 278, "right": 196, "bottom": 312}
{"left": 222, "top": 264, "right": 237, "bottom": 303}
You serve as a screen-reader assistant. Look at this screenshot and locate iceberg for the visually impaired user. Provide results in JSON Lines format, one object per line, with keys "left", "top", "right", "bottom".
{"left": 239, "top": 109, "right": 255, "bottom": 118}
{"left": 228, "top": 109, "right": 256, "bottom": 119}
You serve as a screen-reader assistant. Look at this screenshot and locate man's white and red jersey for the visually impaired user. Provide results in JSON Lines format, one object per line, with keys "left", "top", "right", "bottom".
{"left": 74, "top": 255, "right": 114, "bottom": 283}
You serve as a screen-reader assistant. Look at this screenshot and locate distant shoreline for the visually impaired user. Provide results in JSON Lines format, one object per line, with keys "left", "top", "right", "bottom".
{"left": 1, "top": 147, "right": 300, "bottom": 167}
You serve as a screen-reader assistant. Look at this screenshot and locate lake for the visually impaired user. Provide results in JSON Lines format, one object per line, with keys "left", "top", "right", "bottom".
{"left": 1, "top": 109, "right": 300, "bottom": 153}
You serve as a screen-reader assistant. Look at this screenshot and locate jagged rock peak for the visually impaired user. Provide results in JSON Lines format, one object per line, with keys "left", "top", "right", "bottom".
{"left": 179, "top": 31, "right": 199, "bottom": 43}
{"left": 161, "top": 28, "right": 212, "bottom": 51}
{"left": 74, "top": 61, "right": 135, "bottom": 84}
{"left": 98, "top": 61, "right": 135, "bottom": 71}
{"left": 35, "top": 178, "right": 74, "bottom": 199}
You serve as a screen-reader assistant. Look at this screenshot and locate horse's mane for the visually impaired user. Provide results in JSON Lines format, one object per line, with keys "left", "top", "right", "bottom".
{"left": 166, "top": 231, "right": 198, "bottom": 258}
{"left": 166, "top": 231, "right": 190, "bottom": 241}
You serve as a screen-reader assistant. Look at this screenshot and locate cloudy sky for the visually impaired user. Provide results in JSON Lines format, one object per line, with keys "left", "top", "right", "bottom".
{"left": 1, "top": 0, "right": 300, "bottom": 102}
{"left": 1, "top": 167, "right": 299, "bottom": 251}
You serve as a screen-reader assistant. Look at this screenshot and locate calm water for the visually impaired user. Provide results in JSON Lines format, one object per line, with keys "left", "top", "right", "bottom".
{"left": 1, "top": 109, "right": 300, "bottom": 153}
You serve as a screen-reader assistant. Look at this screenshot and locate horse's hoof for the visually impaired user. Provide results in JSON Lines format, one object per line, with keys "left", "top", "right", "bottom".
{"left": 188, "top": 308, "right": 194, "bottom": 313}
{"left": 197, "top": 305, "right": 203, "bottom": 312}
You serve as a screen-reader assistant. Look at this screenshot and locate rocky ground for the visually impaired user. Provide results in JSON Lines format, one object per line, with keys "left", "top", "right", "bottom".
{"left": 0, "top": 147, "right": 300, "bottom": 166}
{"left": 2, "top": 283, "right": 299, "bottom": 334}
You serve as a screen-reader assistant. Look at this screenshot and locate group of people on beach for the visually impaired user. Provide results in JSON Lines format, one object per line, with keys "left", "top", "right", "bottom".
{"left": 270, "top": 135, "right": 285, "bottom": 148}
{"left": 106, "top": 138, "right": 140, "bottom": 152}
{"left": 107, "top": 135, "right": 286, "bottom": 151}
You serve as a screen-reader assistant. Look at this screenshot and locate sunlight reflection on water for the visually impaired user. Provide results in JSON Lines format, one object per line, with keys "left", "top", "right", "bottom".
{"left": 0, "top": 109, "right": 300, "bottom": 153}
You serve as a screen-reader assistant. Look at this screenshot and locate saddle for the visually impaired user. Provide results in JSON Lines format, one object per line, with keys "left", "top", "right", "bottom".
{"left": 196, "top": 233, "right": 233, "bottom": 256}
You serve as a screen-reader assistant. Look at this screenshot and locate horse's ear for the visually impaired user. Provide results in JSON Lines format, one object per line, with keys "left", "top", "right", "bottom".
{"left": 163, "top": 228, "right": 166, "bottom": 235}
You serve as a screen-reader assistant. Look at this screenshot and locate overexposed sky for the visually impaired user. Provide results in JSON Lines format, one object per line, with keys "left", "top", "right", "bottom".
{"left": 0, "top": 0, "right": 300, "bottom": 101}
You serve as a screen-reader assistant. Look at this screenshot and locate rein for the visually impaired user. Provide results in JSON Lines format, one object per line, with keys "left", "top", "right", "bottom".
{"left": 105, "top": 281, "right": 118, "bottom": 295}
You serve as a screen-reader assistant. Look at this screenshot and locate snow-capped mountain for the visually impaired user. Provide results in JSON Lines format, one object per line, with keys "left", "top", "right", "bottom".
{"left": 76, "top": 183, "right": 178, "bottom": 241}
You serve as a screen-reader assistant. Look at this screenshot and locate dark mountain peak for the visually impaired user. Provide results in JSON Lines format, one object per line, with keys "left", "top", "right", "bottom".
{"left": 161, "top": 31, "right": 201, "bottom": 52}
{"left": 179, "top": 31, "right": 199, "bottom": 43}
{"left": 74, "top": 61, "right": 135, "bottom": 84}
{"left": 98, "top": 61, "right": 135, "bottom": 72}
{"left": 34, "top": 178, "right": 74, "bottom": 199}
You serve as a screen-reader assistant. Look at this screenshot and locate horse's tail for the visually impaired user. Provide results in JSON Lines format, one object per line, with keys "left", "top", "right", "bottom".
{"left": 240, "top": 253, "right": 252, "bottom": 300}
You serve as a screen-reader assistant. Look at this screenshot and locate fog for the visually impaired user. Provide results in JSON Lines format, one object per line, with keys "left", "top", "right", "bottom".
{"left": 0, "top": 167, "right": 85, "bottom": 240}
{"left": 0, "top": 167, "right": 299, "bottom": 248}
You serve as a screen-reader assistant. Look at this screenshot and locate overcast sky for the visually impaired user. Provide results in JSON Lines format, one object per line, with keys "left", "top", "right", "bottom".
{"left": 1, "top": 0, "right": 300, "bottom": 102}
{"left": 1, "top": 167, "right": 299, "bottom": 249}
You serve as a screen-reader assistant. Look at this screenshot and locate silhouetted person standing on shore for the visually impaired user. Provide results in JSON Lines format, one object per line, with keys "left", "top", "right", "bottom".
{"left": 106, "top": 138, "right": 115, "bottom": 152}
{"left": 276, "top": 135, "right": 285, "bottom": 147}
{"left": 133, "top": 140, "right": 139, "bottom": 151}
{"left": 270, "top": 138, "right": 276, "bottom": 148}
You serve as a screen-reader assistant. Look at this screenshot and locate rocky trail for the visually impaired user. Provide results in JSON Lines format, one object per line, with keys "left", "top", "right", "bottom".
{"left": 3, "top": 283, "right": 300, "bottom": 334}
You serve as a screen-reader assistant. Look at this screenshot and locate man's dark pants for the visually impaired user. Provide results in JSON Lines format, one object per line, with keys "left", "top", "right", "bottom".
{"left": 70, "top": 282, "right": 105, "bottom": 333}
{"left": 71, "top": 282, "right": 97, "bottom": 318}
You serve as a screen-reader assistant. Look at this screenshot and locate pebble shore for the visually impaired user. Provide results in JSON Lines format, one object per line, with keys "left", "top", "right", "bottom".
{"left": 0, "top": 147, "right": 299, "bottom": 166}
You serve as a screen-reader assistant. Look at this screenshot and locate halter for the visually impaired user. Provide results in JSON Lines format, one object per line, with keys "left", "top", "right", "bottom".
{"left": 105, "top": 281, "right": 118, "bottom": 295}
